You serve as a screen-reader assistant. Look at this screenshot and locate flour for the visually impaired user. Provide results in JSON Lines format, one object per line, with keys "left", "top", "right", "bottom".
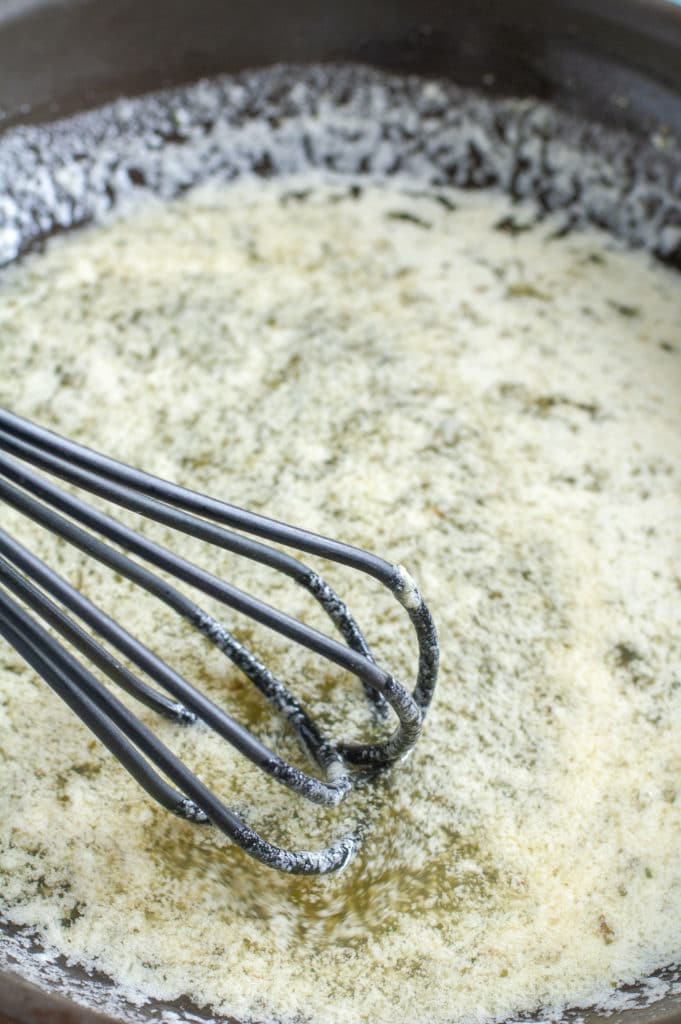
{"left": 0, "top": 174, "right": 680, "bottom": 1024}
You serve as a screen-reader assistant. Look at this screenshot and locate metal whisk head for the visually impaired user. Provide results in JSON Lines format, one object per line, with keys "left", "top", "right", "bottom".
{"left": 0, "top": 409, "right": 438, "bottom": 874}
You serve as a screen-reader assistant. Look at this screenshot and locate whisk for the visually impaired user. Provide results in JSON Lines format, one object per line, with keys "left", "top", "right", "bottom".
{"left": 0, "top": 408, "right": 438, "bottom": 875}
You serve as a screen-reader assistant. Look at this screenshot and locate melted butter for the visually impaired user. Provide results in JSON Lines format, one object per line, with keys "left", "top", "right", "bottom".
{"left": 0, "top": 176, "right": 680, "bottom": 1024}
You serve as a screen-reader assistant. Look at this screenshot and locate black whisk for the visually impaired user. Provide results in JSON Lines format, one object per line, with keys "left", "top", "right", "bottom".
{"left": 0, "top": 408, "right": 438, "bottom": 875}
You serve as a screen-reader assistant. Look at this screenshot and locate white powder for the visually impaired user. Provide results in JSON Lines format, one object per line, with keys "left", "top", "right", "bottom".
{"left": 0, "top": 175, "right": 680, "bottom": 1024}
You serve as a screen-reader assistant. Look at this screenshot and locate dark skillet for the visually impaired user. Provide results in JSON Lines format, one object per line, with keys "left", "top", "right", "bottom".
{"left": 0, "top": 0, "right": 680, "bottom": 1021}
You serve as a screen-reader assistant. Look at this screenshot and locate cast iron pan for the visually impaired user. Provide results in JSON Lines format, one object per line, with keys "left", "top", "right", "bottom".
{"left": 0, "top": 0, "right": 680, "bottom": 1021}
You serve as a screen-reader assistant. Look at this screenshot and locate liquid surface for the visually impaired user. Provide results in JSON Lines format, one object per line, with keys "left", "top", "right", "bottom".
{"left": 1, "top": 177, "right": 680, "bottom": 1024}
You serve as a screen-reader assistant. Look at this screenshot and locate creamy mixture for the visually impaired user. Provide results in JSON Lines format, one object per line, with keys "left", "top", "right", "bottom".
{"left": 0, "top": 176, "right": 680, "bottom": 1024}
